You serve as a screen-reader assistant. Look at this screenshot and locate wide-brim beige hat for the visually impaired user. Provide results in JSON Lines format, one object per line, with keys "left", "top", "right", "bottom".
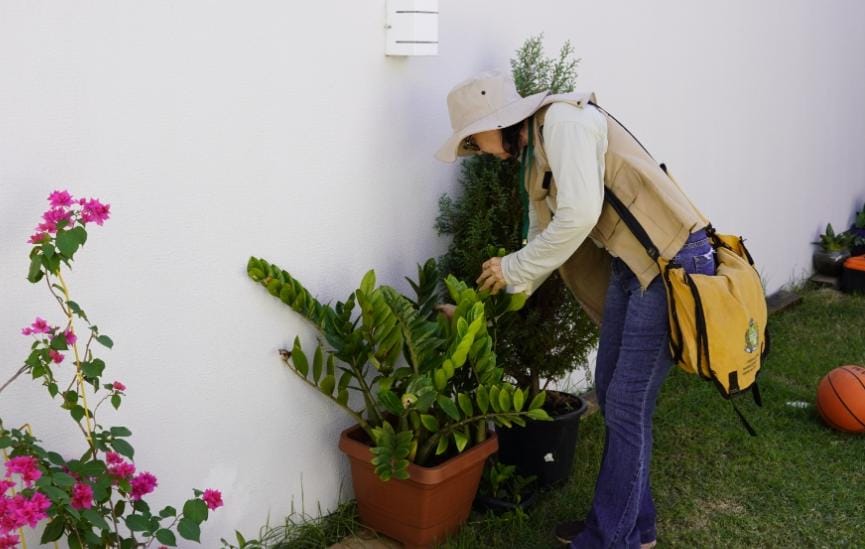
{"left": 435, "top": 70, "right": 549, "bottom": 163}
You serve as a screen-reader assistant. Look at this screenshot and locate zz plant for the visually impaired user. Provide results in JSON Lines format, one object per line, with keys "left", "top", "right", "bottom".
{"left": 247, "top": 257, "right": 551, "bottom": 481}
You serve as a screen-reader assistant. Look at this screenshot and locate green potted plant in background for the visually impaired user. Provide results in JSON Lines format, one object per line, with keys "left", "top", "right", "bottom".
{"left": 436, "top": 34, "right": 598, "bottom": 488}
{"left": 813, "top": 222, "right": 853, "bottom": 276}
{"left": 847, "top": 202, "right": 865, "bottom": 256}
{"left": 246, "top": 257, "right": 550, "bottom": 548}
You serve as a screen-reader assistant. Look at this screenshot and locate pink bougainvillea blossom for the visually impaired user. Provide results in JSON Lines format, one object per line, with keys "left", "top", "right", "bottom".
{"left": 48, "top": 350, "right": 64, "bottom": 364}
{"left": 70, "top": 482, "right": 93, "bottom": 510}
{"left": 106, "top": 453, "right": 135, "bottom": 481}
{"left": 112, "top": 381, "right": 126, "bottom": 391}
{"left": 0, "top": 492, "right": 50, "bottom": 530}
{"left": 48, "top": 190, "right": 74, "bottom": 208}
{"left": 37, "top": 207, "right": 73, "bottom": 234}
{"left": 64, "top": 328, "right": 77, "bottom": 346}
{"left": 80, "top": 198, "right": 110, "bottom": 226}
{"left": 130, "top": 472, "right": 157, "bottom": 500}
{"left": 201, "top": 488, "right": 223, "bottom": 510}
{"left": 0, "top": 533, "right": 20, "bottom": 548}
{"left": 21, "top": 317, "right": 53, "bottom": 336}
{"left": 4, "top": 456, "right": 41, "bottom": 487}
{"left": 27, "top": 232, "right": 48, "bottom": 244}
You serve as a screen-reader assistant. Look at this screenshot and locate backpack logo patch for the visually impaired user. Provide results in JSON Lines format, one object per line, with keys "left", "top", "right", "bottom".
{"left": 744, "top": 319, "right": 759, "bottom": 354}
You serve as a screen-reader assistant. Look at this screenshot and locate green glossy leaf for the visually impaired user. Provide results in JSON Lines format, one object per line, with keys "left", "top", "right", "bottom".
{"left": 437, "top": 395, "right": 460, "bottom": 421}
{"left": 291, "top": 337, "right": 309, "bottom": 377}
{"left": 53, "top": 472, "right": 76, "bottom": 488}
{"left": 435, "top": 434, "right": 449, "bottom": 456}
{"left": 453, "top": 430, "right": 469, "bottom": 452}
{"left": 111, "top": 438, "right": 134, "bottom": 459}
{"left": 28, "top": 254, "right": 44, "bottom": 283}
{"left": 110, "top": 426, "right": 132, "bottom": 437}
{"left": 57, "top": 228, "right": 81, "bottom": 257}
{"left": 433, "top": 368, "right": 446, "bottom": 391}
{"left": 420, "top": 414, "right": 439, "bottom": 432}
{"left": 183, "top": 498, "right": 209, "bottom": 524}
{"left": 82, "top": 509, "right": 110, "bottom": 531}
{"left": 498, "top": 387, "right": 512, "bottom": 412}
{"left": 178, "top": 518, "right": 201, "bottom": 541}
{"left": 513, "top": 388, "right": 525, "bottom": 412}
{"left": 527, "top": 408, "right": 552, "bottom": 421}
{"left": 476, "top": 385, "right": 489, "bottom": 414}
{"left": 82, "top": 359, "right": 106, "bottom": 379}
{"left": 337, "top": 388, "right": 349, "bottom": 406}
{"left": 378, "top": 389, "right": 403, "bottom": 415}
{"left": 125, "top": 514, "right": 150, "bottom": 531}
{"left": 156, "top": 528, "right": 177, "bottom": 547}
{"left": 319, "top": 374, "right": 336, "bottom": 396}
{"left": 528, "top": 391, "right": 546, "bottom": 411}
{"left": 111, "top": 394, "right": 121, "bottom": 410}
{"left": 67, "top": 300, "right": 88, "bottom": 321}
{"left": 160, "top": 505, "right": 177, "bottom": 518}
{"left": 506, "top": 292, "right": 528, "bottom": 312}
{"left": 40, "top": 517, "right": 65, "bottom": 543}
{"left": 95, "top": 334, "right": 114, "bottom": 349}
{"left": 457, "top": 393, "right": 473, "bottom": 417}
{"left": 312, "top": 346, "right": 323, "bottom": 382}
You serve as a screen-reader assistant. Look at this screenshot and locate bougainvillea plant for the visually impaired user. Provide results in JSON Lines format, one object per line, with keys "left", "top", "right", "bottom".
{"left": 0, "top": 191, "right": 223, "bottom": 548}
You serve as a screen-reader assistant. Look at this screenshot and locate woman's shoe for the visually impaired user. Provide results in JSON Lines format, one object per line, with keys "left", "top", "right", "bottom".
{"left": 554, "top": 519, "right": 585, "bottom": 544}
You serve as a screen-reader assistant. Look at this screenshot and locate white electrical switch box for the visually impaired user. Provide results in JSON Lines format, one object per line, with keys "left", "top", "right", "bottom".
{"left": 386, "top": 0, "right": 439, "bottom": 56}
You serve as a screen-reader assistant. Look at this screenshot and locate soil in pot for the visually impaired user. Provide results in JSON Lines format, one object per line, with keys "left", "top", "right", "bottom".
{"left": 495, "top": 390, "right": 588, "bottom": 487}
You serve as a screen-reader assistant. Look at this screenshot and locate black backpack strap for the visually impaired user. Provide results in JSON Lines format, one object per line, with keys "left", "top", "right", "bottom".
{"left": 602, "top": 189, "right": 660, "bottom": 261}
{"left": 731, "top": 399, "right": 758, "bottom": 436}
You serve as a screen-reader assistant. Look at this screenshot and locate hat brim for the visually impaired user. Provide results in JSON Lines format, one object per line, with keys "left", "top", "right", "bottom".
{"left": 435, "top": 90, "right": 549, "bottom": 163}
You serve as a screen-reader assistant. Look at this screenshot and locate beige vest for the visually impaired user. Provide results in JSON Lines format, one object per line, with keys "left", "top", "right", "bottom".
{"left": 525, "top": 93, "right": 709, "bottom": 324}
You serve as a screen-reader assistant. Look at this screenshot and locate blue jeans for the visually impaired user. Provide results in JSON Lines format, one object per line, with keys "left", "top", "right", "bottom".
{"left": 572, "top": 229, "right": 714, "bottom": 549}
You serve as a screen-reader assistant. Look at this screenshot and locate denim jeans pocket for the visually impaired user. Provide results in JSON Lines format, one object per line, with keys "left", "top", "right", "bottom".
{"left": 690, "top": 252, "right": 716, "bottom": 276}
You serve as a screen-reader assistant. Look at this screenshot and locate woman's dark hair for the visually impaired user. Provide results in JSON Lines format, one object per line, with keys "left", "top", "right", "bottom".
{"left": 500, "top": 119, "right": 525, "bottom": 158}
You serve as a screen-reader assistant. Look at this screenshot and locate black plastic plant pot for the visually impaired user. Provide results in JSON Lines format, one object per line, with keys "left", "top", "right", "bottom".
{"left": 813, "top": 249, "right": 850, "bottom": 276}
{"left": 495, "top": 392, "right": 588, "bottom": 487}
{"left": 473, "top": 490, "right": 538, "bottom": 515}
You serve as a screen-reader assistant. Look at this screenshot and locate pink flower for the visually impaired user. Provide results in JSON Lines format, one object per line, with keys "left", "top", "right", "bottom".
{"left": 112, "top": 381, "right": 126, "bottom": 391}
{"left": 0, "top": 492, "right": 50, "bottom": 530}
{"left": 130, "top": 472, "right": 157, "bottom": 500}
{"left": 4, "top": 456, "right": 41, "bottom": 487}
{"left": 70, "top": 482, "right": 93, "bottom": 510}
{"left": 80, "top": 198, "right": 110, "bottom": 226}
{"left": 0, "top": 534, "right": 20, "bottom": 548}
{"left": 64, "top": 328, "right": 77, "bottom": 346}
{"left": 48, "top": 350, "right": 64, "bottom": 364}
{"left": 201, "top": 488, "right": 223, "bottom": 510}
{"left": 105, "top": 453, "right": 135, "bottom": 481}
{"left": 37, "top": 207, "right": 73, "bottom": 234}
{"left": 22, "top": 317, "right": 52, "bottom": 336}
{"left": 48, "top": 190, "right": 74, "bottom": 208}
{"left": 27, "top": 232, "right": 48, "bottom": 244}
{"left": 0, "top": 481, "right": 15, "bottom": 495}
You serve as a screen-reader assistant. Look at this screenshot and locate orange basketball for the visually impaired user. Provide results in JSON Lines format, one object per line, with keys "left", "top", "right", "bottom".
{"left": 816, "top": 365, "right": 865, "bottom": 433}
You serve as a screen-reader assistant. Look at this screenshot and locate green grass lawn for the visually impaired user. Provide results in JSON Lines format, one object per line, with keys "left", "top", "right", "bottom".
{"left": 442, "top": 287, "right": 865, "bottom": 548}
{"left": 246, "top": 287, "right": 865, "bottom": 548}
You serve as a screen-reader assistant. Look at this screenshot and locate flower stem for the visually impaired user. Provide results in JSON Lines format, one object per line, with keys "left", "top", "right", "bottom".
{"left": 56, "top": 269, "right": 97, "bottom": 456}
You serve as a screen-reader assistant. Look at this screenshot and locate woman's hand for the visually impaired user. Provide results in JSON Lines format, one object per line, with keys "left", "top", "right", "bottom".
{"left": 435, "top": 304, "right": 456, "bottom": 319}
{"left": 477, "top": 257, "right": 507, "bottom": 295}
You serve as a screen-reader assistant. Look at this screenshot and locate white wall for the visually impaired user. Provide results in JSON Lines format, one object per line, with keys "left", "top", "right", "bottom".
{"left": 2, "top": 1, "right": 864, "bottom": 544}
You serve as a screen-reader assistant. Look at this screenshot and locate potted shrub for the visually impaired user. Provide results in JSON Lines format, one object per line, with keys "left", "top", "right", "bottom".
{"left": 848, "top": 203, "right": 865, "bottom": 256}
{"left": 813, "top": 223, "right": 853, "bottom": 276}
{"left": 436, "top": 35, "right": 597, "bottom": 488}
{"left": 246, "top": 257, "right": 551, "bottom": 548}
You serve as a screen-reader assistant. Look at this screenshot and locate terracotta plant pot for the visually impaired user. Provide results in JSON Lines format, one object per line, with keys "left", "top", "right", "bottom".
{"left": 338, "top": 425, "right": 498, "bottom": 549}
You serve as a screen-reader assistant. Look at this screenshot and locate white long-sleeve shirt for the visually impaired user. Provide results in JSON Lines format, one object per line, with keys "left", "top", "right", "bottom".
{"left": 500, "top": 102, "right": 608, "bottom": 294}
